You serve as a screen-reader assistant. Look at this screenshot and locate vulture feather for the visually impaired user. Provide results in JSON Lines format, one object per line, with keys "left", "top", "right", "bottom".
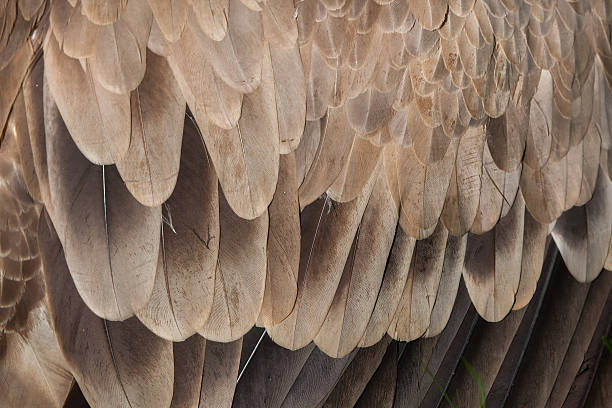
{"left": 1, "top": 0, "right": 612, "bottom": 406}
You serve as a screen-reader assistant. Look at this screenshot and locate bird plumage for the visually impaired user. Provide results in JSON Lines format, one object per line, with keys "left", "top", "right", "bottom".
{"left": 0, "top": 0, "right": 611, "bottom": 407}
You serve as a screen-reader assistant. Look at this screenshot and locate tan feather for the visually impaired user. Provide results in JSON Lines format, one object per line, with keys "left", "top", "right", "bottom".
{"left": 269, "top": 45, "right": 306, "bottom": 154}
{"left": 315, "top": 168, "right": 397, "bottom": 358}
{"left": 552, "top": 169, "right": 612, "bottom": 283}
{"left": 424, "top": 232, "right": 467, "bottom": 337}
{"left": 38, "top": 213, "right": 174, "bottom": 408}
{"left": 0, "top": 40, "right": 32, "bottom": 138}
{"left": 45, "top": 98, "right": 160, "bottom": 321}
{"left": 262, "top": 0, "right": 299, "bottom": 49}
{"left": 441, "top": 123, "right": 485, "bottom": 236}
{"left": 327, "top": 135, "right": 382, "bottom": 203}
{"left": 148, "top": 0, "right": 188, "bottom": 42}
{"left": 198, "top": 190, "right": 267, "bottom": 342}
{"left": 269, "top": 167, "right": 377, "bottom": 350}
{"left": 524, "top": 70, "right": 553, "bottom": 169}
{"left": 463, "top": 193, "right": 525, "bottom": 322}
{"left": 260, "top": 153, "right": 300, "bottom": 327}
{"left": 116, "top": 50, "right": 186, "bottom": 207}
{"left": 520, "top": 156, "right": 567, "bottom": 224}
{"left": 190, "top": 0, "right": 228, "bottom": 41}
{"left": 44, "top": 33, "right": 130, "bottom": 165}
{"left": 169, "top": 15, "right": 243, "bottom": 130}
{"left": 388, "top": 222, "right": 449, "bottom": 341}
{"left": 199, "top": 44, "right": 280, "bottom": 220}
{"left": 136, "top": 119, "right": 219, "bottom": 341}
{"left": 390, "top": 139, "right": 457, "bottom": 239}
{"left": 9, "top": 90, "right": 41, "bottom": 203}
{"left": 298, "top": 106, "right": 355, "bottom": 207}
{"left": 513, "top": 208, "right": 548, "bottom": 310}
{"left": 198, "top": 339, "right": 242, "bottom": 407}
{"left": 198, "top": 0, "right": 263, "bottom": 93}
{"left": 89, "top": 0, "right": 152, "bottom": 94}
{"left": 486, "top": 99, "right": 528, "bottom": 172}
{"left": 359, "top": 227, "right": 415, "bottom": 348}
{"left": 50, "top": 0, "right": 99, "bottom": 59}
{"left": 22, "top": 57, "right": 50, "bottom": 207}
{"left": 409, "top": 0, "right": 448, "bottom": 30}
{"left": 471, "top": 144, "right": 521, "bottom": 234}
{"left": 170, "top": 335, "right": 206, "bottom": 408}
{"left": 0, "top": 305, "right": 72, "bottom": 407}
{"left": 81, "top": 0, "right": 128, "bottom": 25}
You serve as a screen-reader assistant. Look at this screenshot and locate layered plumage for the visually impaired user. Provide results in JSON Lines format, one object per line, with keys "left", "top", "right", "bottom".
{"left": 0, "top": 0, "right": 611, "bottom": 407}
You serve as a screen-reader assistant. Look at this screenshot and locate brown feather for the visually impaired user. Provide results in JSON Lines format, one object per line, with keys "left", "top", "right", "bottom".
{"left": 463, "top": 193, "right": 525, "bottom": 322}
{"left": 199, "top": 43, "right": 280, "bottom": 220}
{"left": 260, "top": 153, "right": 300, "bottom": 327}
{"left": 88, "top": 0, "right": 152, "bottom": 94}
{"left": 198, "top": 189, "right": 267, "bottom": 342}
{"left": 552, "top": 169, "right": 612, "bottom": 282}
{"left": 81, "top": 0, "right": 127, "bottom": 25}
{"left": 45, "top": 97, "right": 160, "bottom": 321}
{"left": 137, "top": 119, "right": 218, "bottom": 341}
{"left": 116, "top": 50, "right": 186, "bottom": 207}
{"left": 315, "top": 168, "right": 397, "bottom": 357}
{"left": 38, "top": 212, "right": 174, "bottom": 408}
{"left": 44, "top": 33, "right": 130, "bottom": 165}
{"left": 198, "top": 339, "right": 243, "bottom": 407}
{"left": 148, "top": 0, "right": 188, "bottom": 42}
{"left": 269, "top": 166, "right": 377, "bottom": 350}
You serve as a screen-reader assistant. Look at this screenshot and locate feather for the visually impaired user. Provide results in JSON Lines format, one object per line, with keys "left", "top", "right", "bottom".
{"left": 168, "top": 16, "right": 243, "bottom": 130}
{"left": 524, "top": 69, "right": 553, "bottom": 169}
{"left": 81, "top": 0, "right": 128, "bottom": 25}
{"left": 197, "top": 0, "right": 263, "bottom": 93}
{"left": 321, "top": 336, "right": 392, "bottom": 407}
{"left": 23, "top": 56, "right": 51, "bottom": 207}
{"left": 17, "top": 0, "right": 44, "bottom": 21}
{"left": 327, "top": 135, "right": 382, "bottom": 203}
{"left": 424, "top": 232, "right": 467, "bottom": 337}
{"left": 409, "top": 0, "right": 448, "bottom": 30}
{"left": 38, "top": 213, "right": 174, "bottom": 408}
{"left": 464, "top": 193, "right": 525, "bottom": 322}
{"left": 0, "top": 305, "right": 72, "bottom": 407}
{"left": 0, "top": 40, "right": 32, "bottom": 138}
{"left": 279, "top": 346, "right": 357, "bottom": 408}
{"left": 199, "top": 44, "right": 280, "bottom": 220}
{"left": 388, "top": 222, "right": 449, "bottom": 341}
{"left": 45, "top": 97, "right": 160, "bottom": 321}
{"left": 116, "top": 50, "right": 186, "bottom": 207}
{"left": 513, "top": 208, "right": 549, "bottom": 310}
{"left": 354, "top": 341, "right": 397, "bottom": 408}
{"left": 199, "top": 339, "right": 243, "bottom": 407}
{"left": 44, "top": 33, "right": 131, "bottom": 165}
{"left": 89, "top": 0, "right": 152, "bottom": 94}
{"left": 359, "top": 227, "right": 415, "bottom": 348}
{"left": 268, "top": 166, "right": 377, "bottom": 350}
{"left": 198, "top": 189, "right": 267, "bottom": 342}
{"left": 441, "top": 123, "right": 485, "bottom": 236}
{"left": 552, "top": 169, "right": 612, "bottom": 283}
{"left": 190, "top": 0, "right": 228, "bottom": 41}
{"left": 260, "top": 153, "right": 300, "bottom": 327}
{"left": 545, "top": 271, "right": 612, "bottom": 408}
{"left": 9, "top": 90, "right": 41, "bottom": 203}
{"left": 262, "top": 0, "right": 299, "bottom": 49}
{"left": 233, "top": 334, "right": 316, "bottom": 408}
{"left": 298, "top": 106, "right": 355, "bottom": 207}
{"left": 269, "top": 45, "right": 306, "bottom": 154}
{"left": 136, "top": 119, "right": 219, "bottom": 341}
{"left": 170, "top": 335, "right": 206, "bottom": 408}
{"left": 472, "top": 144, "right": 521, "bottom": 234}
{"left": 486, "top": 100, "right": 528, "bottom": 172}
{"left": 388, "top": 139, "right": 457, "bottom": 239}
{"left": 315, "top": 168, "right": 397, "bottom": 358}
{"left": 148, "top": 0, "right": 188, "bottom": 42}
{"left": 50, "top": 0, "right": 99, "bottom": 59}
